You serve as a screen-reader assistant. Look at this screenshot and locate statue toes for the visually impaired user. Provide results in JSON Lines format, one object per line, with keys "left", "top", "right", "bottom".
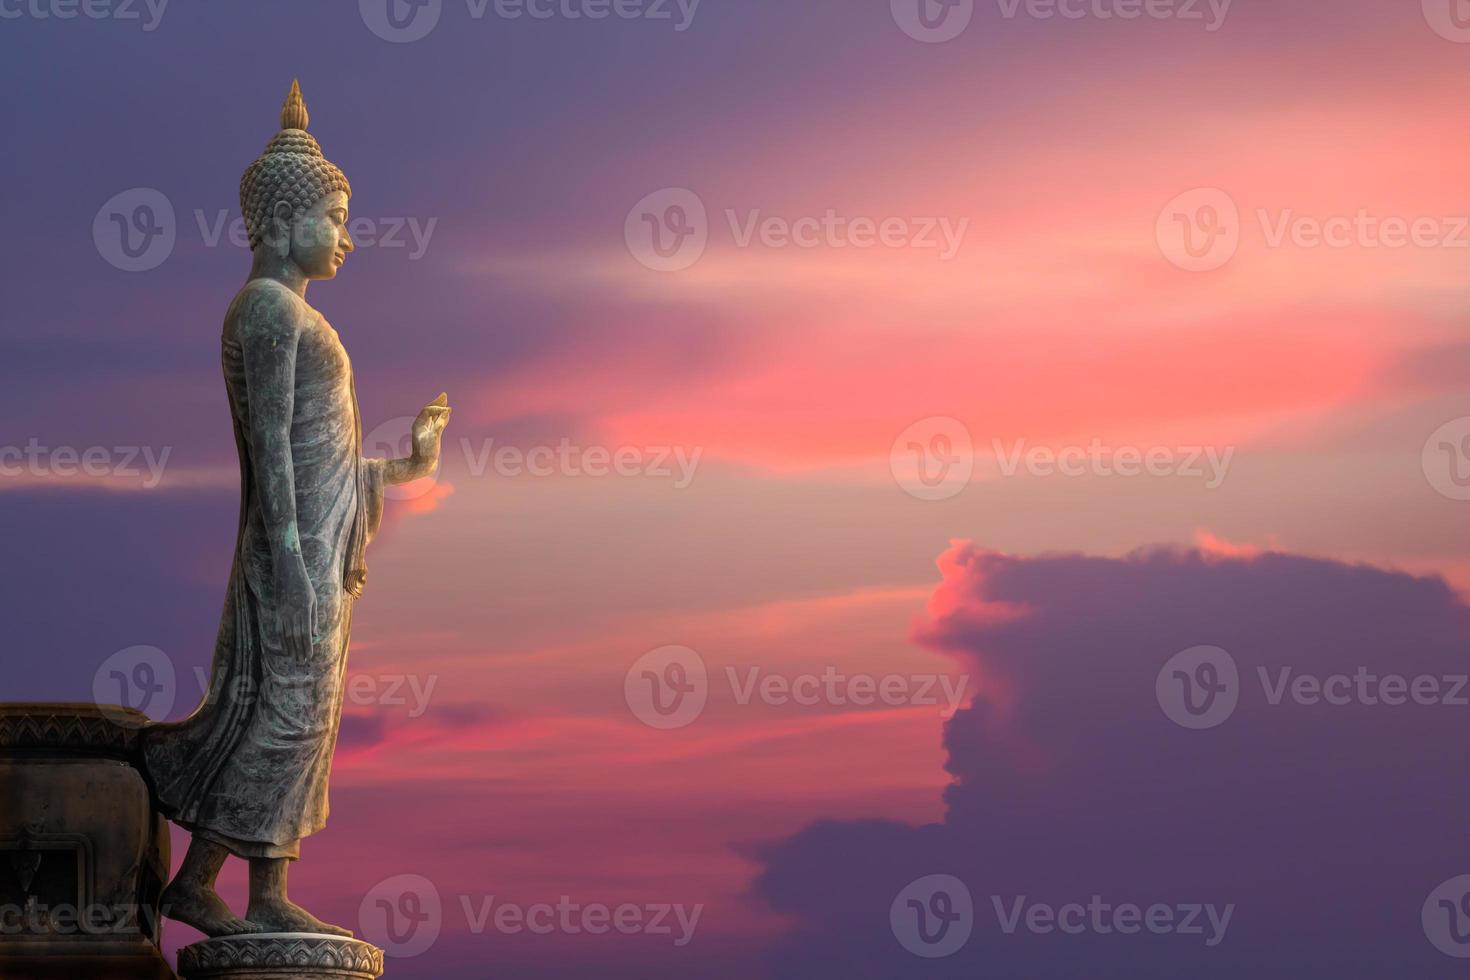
{"left": 221, "top": 915, "right": 263, "bottom": 936}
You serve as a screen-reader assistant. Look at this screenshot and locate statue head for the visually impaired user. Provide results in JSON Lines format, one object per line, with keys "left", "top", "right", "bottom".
{"left": 240, "top": 81, "right": 354, "bottom": 278}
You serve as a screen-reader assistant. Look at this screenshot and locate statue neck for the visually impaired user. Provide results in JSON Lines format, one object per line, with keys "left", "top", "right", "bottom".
{"left": 249, "top": 249, "right": 309, "bottom": 297}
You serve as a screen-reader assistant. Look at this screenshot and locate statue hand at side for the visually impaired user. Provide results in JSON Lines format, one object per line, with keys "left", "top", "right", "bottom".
{"left": 276, "top": 555, "right": 318, "bottom": 662}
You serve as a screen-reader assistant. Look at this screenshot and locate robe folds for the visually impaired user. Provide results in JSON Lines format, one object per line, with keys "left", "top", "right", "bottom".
{"left": 143, "top": 279, "right": 386, "bottom": 859}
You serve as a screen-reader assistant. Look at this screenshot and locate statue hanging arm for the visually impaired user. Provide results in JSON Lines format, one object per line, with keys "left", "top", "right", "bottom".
{"left": 240, "top": 291, "right": 316, "bottom": 663}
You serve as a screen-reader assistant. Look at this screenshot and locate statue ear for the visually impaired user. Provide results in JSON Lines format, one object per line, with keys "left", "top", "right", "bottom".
{"left": 266, "top": 200, "right": 295, "bottom": 256}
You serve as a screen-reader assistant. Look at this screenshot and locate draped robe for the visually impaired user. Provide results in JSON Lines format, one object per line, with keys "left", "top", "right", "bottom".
{"left": 143, "top": 278, "right": 386, "bottom": 859}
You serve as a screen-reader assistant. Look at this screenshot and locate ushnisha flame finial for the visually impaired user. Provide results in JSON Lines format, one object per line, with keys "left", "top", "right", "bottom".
{"left": 238, "top": 81, "right": 350, "bottom": 250}
{"left": 280, "top": 79, "right": 309, "bottom": 132}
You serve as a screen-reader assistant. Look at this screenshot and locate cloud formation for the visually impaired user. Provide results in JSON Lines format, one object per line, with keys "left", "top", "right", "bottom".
{"left": 753, "top": 542, "right": 1470, "bottom": 977}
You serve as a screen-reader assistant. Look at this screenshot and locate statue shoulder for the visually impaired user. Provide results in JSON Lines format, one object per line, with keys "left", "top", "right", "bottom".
{"left": 228, "top": 279, "right": 315, "bottom": 345}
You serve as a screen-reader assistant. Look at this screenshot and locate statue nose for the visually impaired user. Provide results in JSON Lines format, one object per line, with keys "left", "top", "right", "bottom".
{"left": 341, "top": 231, "right": 356, "bottom": 253}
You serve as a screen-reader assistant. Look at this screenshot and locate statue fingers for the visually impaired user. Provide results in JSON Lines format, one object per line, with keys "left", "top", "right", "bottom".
{"left": 278, "top": 611, "right": 298, "bottom": 658}
{"left": 289, "top": 610, "right": 310, "bottom": 661}
{"left": 284, "top": 612, "right": 301, "bottom": 659}
{"left": 303, "top": 604, "right": 317, "bottom": 659}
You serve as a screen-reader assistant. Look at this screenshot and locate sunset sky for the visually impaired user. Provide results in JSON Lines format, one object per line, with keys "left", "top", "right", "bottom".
{"left": 4, "top": 0, "right": 1470, "bottom": 976}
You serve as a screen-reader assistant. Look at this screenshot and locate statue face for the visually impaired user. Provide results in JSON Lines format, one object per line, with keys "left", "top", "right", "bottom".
{"left": 287, "top": 190, "right": 355, "bottom": 279}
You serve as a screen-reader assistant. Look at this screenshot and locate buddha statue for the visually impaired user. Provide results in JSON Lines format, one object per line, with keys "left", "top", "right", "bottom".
{"left": 141, "top": 80, "right": 452, "bottom": 938}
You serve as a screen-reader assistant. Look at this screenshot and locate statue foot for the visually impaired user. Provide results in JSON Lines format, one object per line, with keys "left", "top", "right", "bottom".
{"left": 161, "top": 876, "right": 262, "bottom": 938}
{"left": 246, "top": 897, "right": 354, "bottom": 937}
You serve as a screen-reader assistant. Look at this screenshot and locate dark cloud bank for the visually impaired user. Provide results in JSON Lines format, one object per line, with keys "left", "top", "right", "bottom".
{"left": 751, "top": 543, "right": 1470, "bottom": 978}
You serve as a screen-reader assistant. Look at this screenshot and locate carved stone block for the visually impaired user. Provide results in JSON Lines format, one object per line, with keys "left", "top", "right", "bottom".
{"left": 0, "top": 702, "right": 174, "bottom": 980}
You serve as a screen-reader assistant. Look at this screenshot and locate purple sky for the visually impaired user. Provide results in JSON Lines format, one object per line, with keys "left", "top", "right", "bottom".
{"left": 5, "top": 0, "right": 1470, "bottom": 976}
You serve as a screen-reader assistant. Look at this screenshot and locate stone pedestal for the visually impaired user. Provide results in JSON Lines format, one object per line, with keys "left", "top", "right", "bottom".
{"left": 0, "top": 702, "right": 174, "bottom": 980}
{"left": 177, "top": 934, "right": 384, "bottom": 980}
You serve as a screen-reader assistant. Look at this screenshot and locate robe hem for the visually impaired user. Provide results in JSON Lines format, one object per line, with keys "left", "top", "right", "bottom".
{"left": 191, "top": 824, "right": 301, "bottom": 861}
